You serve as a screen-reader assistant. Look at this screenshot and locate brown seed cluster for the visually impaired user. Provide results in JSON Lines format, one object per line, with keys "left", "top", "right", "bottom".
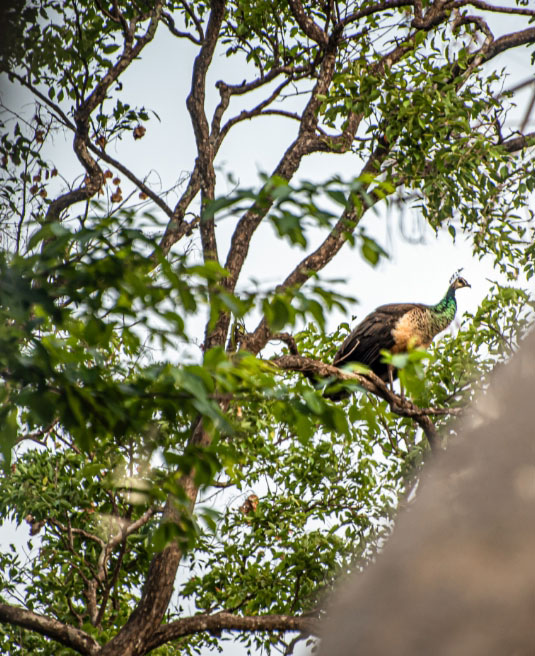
{"left": 133, "top": 125, "right": 146, "bottom": 140}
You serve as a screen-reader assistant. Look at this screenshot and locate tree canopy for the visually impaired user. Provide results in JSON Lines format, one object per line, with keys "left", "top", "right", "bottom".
{"left": 0, "top": 1, "right": 534, "bottom": 655}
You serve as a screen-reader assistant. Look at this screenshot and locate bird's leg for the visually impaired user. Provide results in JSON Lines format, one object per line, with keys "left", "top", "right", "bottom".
{"left": 388, "top": 364, "right": 404, "bottom": 402}
{"left": 388, "top": 365, "right": 395, "bottom": 393}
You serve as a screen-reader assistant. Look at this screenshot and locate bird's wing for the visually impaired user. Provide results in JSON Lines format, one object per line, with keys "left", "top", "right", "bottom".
{"left": 333, "top": 303, "right": 427, "bottom": 368}
{"left": 374, "top": 302, "right": 428, "bottom": 314}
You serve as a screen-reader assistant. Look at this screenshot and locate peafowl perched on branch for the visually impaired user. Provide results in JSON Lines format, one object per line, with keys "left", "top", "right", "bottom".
{"left": 328, "top": 275, "right": 471, "bottom": 398}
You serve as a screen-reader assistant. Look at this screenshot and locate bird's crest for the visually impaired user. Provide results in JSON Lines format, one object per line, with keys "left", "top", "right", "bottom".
{"left": 450, "top": 268, "right": 464, "bottom": 284}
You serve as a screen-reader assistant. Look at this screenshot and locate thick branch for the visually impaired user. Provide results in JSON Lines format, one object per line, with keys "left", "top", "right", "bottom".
{"left": 501, "top": 131, "right": 535, "bottom": 153}
{"left": 0, "top": 604, "right": 100, "bottom": 656}
{"left": 98, "top": 520, "right": 182, "bottom": 656}
{"left": 288, "top": 0, "right": 328, "bottom": 46}
{"left": 204, "top": 40, "right": 340, "bottom": 350}
{"left": 159, "top": 65, "right": 315, "bottom": 257}
{"left": 450, "top": 25, "right": 535, "bottom": 82}
{"left": 145, "top": 611, "right": 317, "bottom": 653}
{"left": 218, "top": 27, "right": 416, "bottom": 351}
{"left": 244, "top": 18, "right": 535, "bottom": 358}
{"left": 98, "top": 419, "right": 211, "bottom": 656}
{"left": 160, "top": 65, "right": 308, "bottom": 256}
{"left": 310, "top": 37, "right": 412, "bottom": 154}
{"left": 481, "top": 27, "right": 535, "bottom": 63}
{"left": 271, "top": 332, "right": 299, "bottom": 355}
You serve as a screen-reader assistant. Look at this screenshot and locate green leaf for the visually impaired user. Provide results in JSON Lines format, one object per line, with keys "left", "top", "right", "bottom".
{"left": 0, "top": 409, "right": 18, "bottom": 471}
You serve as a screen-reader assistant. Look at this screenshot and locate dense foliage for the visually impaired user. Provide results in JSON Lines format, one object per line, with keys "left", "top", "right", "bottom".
{"left": 0, "top": 1, "right": 534, "bottom": 655}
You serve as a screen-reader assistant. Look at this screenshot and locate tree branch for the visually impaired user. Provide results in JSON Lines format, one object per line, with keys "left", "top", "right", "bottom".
{"left": 0, "top": 604, "right": 100, "bottom": 656}
{"left": 269, "top": 354, "right": 454, "bottom": 450}
{"left": 218, "top": 78, "right": 297, "bottom": 144}
{"left": 145, "top": 611, "right": 317, "bottom": 653}
{"left": 206, "top": 38, "right": 340, "bottom": 350}
{"left": 98, "top": 421, "right": 212, "bottom": 655}
{"left": 243, "top": 136, "right": 391, "bottom": 356}
{"left": 470, "top": 26, "right": 535, "bottom": 69}
{"left": 186, "top": 0, "right": 226, "bottom": 283}
{"left": 241, "top": 18, "right": 535, "bottom": 359}
{"left": 5, "top": 71, "right": 76, "bottom": 131}
{"left": 450, "top": 0, "right": 535, "bottom": 17}
{"left": 159, "top": 168, "right": 202, "bottom": 256}
{"left": 98, "top": 521, "right": 181, "bottom": 656}
{"left": 501, "top": 131, "right": 535, "bottom": 153}
{"left": 271, "top": 332, "right": 299, "bottom": 355}
{"left": 341, "top": 0, "right": 415, "bottom": 26}
{"left": 177, "top": 0, "right": 205, "bottom": 42}
{"left": 96, "top": 507, "right": 158, "bottom": 585}
{"left": 162, "top": 10, "right": 202, "bottom": 44}
{"left": 288, "top": 0, "right": 328, "bottom": 46}
{"left": 44, "top": 1, "right": 164, "bottom": 225}
{"left": 219, "top": 24, "right": 415, "bottom": 340}
{"left": 48, "top": 518, "right": 106, "bottom": 548}
{"left": 159, "top": 66, "right": 307, "bottom": 257}
{"left": 88, "top": 144, "right": 174, "bottom": 219}
{"left": 76, "top": 3, "right": 164, "bottom": 122}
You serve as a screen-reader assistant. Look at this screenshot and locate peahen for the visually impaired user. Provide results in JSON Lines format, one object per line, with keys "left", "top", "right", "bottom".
{"left": 328, "top": 275, "right": 470, "bottom": 397}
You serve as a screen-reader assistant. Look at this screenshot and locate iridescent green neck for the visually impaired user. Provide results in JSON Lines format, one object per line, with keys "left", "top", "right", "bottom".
{"left": 430, "top": 284, "right": 457, "bottom": 331}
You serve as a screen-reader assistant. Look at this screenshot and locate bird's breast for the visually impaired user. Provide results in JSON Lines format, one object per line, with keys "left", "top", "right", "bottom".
{"left": 391, "top": 309, "right": 432, "bottom": 353}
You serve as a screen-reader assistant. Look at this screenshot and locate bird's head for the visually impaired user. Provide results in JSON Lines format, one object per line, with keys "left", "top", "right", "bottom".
{"left": 451, "top": 276, "right": 471, "bottom": 291}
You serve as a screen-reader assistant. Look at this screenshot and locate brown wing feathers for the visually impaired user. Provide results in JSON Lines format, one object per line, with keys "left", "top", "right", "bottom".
{"left": 329, "top": 278, "right": 470, "bottom": 396}
{"left": 333, "top": 304, "right": 423, "bottom": 381}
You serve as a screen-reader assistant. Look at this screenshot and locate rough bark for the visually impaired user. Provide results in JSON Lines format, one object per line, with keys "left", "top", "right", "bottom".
{"left": 0, "top": 604, "right": 100, "bottom": 656}
{"left": 145, "top": 611, "right": 317, "bottom": 653}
